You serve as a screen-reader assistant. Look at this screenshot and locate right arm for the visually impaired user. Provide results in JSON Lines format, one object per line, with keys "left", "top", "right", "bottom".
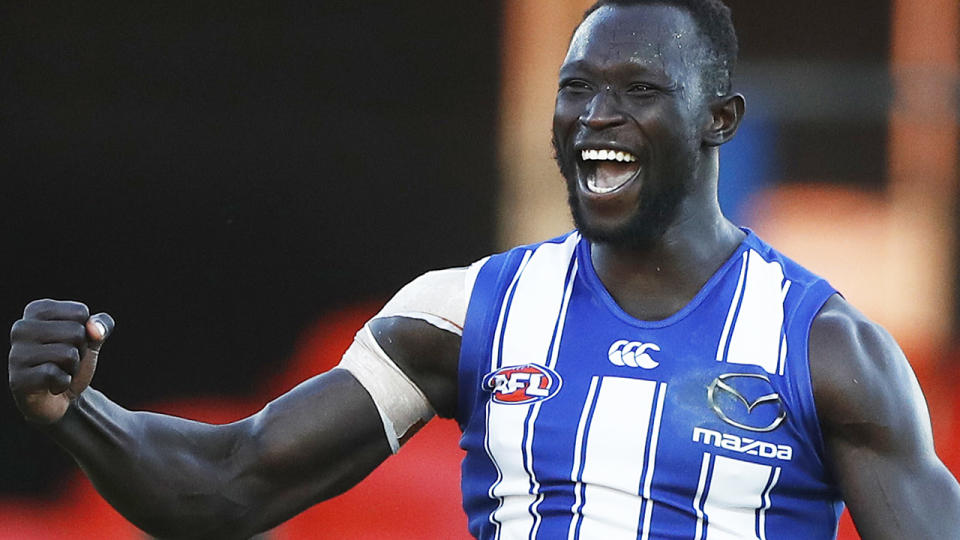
{"left": 9, "top": 268, "right": 468, "bottom": 539}
{"left": 51, "top": 372, "right": 392, "bottom": 539}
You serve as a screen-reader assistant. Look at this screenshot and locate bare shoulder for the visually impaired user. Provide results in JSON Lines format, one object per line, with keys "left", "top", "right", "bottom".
{"left": 808, "top": 294, "right": 931, "bottom": 453}
{"left": 808, "top": 291, "right": 960, "bottom": 538}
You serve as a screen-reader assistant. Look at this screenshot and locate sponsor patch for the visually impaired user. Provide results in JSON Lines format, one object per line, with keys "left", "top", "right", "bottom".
{"left": 707, "top": 373, "right": 787, "bottom": 433}
{"left": 693, "top": 426, "right": 793, "bottom": 461}
{"left": 483, "top": 364, "right": 562, "bottom": 405}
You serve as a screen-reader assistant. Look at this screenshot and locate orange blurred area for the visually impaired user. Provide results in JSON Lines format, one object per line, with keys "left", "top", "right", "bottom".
{"left": 752, "top": 183, "right": 960, "bottom": 540}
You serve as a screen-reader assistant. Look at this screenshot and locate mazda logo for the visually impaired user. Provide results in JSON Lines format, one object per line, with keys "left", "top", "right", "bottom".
{"left": 707, "top": 373, "right": 786, "bottom": 433}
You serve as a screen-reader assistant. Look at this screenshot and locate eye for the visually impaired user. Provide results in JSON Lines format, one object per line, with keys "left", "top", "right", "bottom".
{"left": 627, "top": 83, "right": 656, "bottom": 95}
{"left": 559, "top": 79, "right": 592, "bottom": 93}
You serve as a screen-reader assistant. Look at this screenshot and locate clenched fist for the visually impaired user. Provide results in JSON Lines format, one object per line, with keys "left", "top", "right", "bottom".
{"left": 9, "top": 299, "right": 114, "bottom": 424}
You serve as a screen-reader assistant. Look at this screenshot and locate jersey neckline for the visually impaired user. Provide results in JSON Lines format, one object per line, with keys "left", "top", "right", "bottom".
{"left": 575, "top": 228, "right": 759, "bottom": 329}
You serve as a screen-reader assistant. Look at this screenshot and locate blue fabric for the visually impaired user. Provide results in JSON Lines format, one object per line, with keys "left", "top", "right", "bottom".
{"left": 458, "top": 230, "right": 843, "bottom": 540}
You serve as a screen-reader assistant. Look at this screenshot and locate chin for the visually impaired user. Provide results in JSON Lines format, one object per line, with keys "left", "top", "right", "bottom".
{"left": 566, "top": 175, "right": 685, "bottom": 251}
{"left": 554, "top": 136, "right": 688, "bottom": 250}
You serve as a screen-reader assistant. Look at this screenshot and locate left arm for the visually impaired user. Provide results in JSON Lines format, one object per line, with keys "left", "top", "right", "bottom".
{"left": 810, "top": 295, "right": 960, "bottom": 539}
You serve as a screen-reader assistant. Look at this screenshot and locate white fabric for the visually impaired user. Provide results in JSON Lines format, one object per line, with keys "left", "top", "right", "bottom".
{"left": 339, "top": 260, "right": 488, "bottom": 452}
{"left": 375, "top": 265, "right": 476, "bottom": 331}
{"left": 338, "top": 325, "right": 435, "bottom": 453}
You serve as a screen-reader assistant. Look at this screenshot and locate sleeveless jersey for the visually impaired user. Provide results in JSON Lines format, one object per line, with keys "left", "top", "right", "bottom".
{"left": 457, "top": 230, "right": 843, "bottom": 540}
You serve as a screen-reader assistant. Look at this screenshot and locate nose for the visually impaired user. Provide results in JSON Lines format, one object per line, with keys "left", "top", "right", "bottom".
{"left": 579, "top": 87, "right": 626, "bottom": 130}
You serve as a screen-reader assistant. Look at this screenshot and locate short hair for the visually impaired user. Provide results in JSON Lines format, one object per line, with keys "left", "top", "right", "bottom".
{"left": 580, "top": 0, "right": 738, "bottom": 96}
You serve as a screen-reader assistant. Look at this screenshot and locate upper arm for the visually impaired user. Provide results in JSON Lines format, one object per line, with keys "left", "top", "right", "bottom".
{"left": 810, "top": 295, "right": 960, "bottom": 539}
{"left": 366, "top": 265, "right": 478, "bottom": 419}
{"left": 226, "top": 265, "right": 475, "bottom": 532}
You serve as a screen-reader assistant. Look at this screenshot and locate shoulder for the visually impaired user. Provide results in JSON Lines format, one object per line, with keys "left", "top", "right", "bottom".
{"left": 374, "top": 262, "right": 485, "bottom": 330}
{"left": 808, "top": 294, "right": 929, "bottom": 450}
{"left": 365, "top": 262, "right": 490, "bottom": 418}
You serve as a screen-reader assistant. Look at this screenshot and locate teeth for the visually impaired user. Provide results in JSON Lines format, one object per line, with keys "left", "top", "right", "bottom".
{"left": 580, "top": 149, "right": 637, "bottom": 162}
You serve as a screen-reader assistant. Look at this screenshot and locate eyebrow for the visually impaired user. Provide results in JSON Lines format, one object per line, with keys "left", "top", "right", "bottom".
{"left": 558, "top": 59, "right": 670, "bottom": 81}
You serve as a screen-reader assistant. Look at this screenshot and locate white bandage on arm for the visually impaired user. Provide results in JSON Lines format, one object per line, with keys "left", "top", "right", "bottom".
{"left": 338, "top": 324, "right": 434, "bottom": 453}
{"left": 338, "top": 260, "right": 489, "bottom": 453}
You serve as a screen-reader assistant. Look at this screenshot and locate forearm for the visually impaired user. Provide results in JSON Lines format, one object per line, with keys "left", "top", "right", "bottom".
{"left": 44, "top": 388, "right": 256, "bottom": 538}
{"left": 841, "top": 450, "right": 960, "bottom": 540}
{"left": 41, "top": 369, "right": 394, "bottom": 539}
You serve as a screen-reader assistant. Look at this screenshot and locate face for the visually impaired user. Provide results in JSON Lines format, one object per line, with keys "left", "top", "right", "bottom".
{"left": 553, "top": 4, "right": 714, "bottom": 249}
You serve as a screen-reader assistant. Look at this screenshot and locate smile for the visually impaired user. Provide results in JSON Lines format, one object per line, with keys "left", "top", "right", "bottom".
{"left": 579, "top": 148, "right": 641, "bottom": 194}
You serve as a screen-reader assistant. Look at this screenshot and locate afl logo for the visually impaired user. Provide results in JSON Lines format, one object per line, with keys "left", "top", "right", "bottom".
{"left": 483, "top": 364, "right": 562, "bottom": 405}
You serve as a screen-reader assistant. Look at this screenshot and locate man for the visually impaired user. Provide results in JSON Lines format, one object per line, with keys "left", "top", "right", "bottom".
{"left": 9, "top": 1, "right": 960, "bottom": 538}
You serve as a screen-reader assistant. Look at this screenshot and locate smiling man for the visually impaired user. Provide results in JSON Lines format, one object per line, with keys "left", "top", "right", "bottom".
{"left": 8, "top": 1, "right": 960, "bottom": 539}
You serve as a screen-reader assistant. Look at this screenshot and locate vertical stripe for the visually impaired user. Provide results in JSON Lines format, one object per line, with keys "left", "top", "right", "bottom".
{"left": 491, "top": 250, "right": 533, "bottom": 372}
{"left": 485, "top": 250, "right": 531, "bottom": 538}
{"left": 702, "top": 455, "right": 774, "bottom": 540}
{"left": 692, "top": 453, "right": 712, "bottom": 540}
{"left": 488, "top": 236, "right": 580, "bottom": 539}
{"left": 484, "top": 399, "right": 505, "bottom": 536}
{"left": 523, "top": 403, "right": 542, "bottom": 534}
{"left": 527, "top": 254, "right": 579, "bottom": 539}
{"left": 567, "top": 376, "right": 600, "bottom": 540}
{"left": 578, "top": 377, "right": 658, "bottom": 540}
{"left": 726, "top": 250, "right": 787, "bottom": 375}
{"left": 776, "top": 280, "right": 791, "bottom": 377}
{"left": 547, "top": 257, "right": 579, "bottom": 370}
{"left": 717, "top": 252, "right": 749, "bottom": 362}
{"left": 777, "top": 333, "right": 788, "bottom": 377}
{"left": 639, "top": 382, "right": 668, "bottom": 540}
{"left": 757, "top": 467, "right": 781, "bottom": 540}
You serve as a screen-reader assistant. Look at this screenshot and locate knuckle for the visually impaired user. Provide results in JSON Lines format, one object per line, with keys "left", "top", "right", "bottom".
{"left": 67, "top": 322, "right": 87, "bottom": 344}
{"left": 24, "top": 299, "right": 55, "bottom": 319}
{"left": 24, "top": 299, "right": 90, "bottom": 321}
{"left": 8, "top": 342, "right": 34, "bottom": 364}
{"left": 43, "top": 365, "right": 70, "bottom": 391}
{"left": 50, "top": 342, "right": 78, "bottom": 360}
{"left": 9, "top": 319, "right": 26, "bottom": 341}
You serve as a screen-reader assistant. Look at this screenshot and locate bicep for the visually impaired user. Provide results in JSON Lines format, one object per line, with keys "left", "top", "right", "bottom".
{"left": 237, "top": 265, "right": 472, "bottom": 530}
{"left": 366, "top": 265, "right": 474, "bottom": 418}
{"left": 810, "top": 296, "right": 960, "bottom": 539}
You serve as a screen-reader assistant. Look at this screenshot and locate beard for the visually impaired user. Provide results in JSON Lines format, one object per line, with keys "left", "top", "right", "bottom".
{"left": 552, "top": 133, "right": 689, "bottom": 251}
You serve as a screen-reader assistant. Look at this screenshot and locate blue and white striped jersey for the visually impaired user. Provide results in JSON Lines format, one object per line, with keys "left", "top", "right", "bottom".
{"left": 457, "top": 230, "right": 843, "bottom": 540}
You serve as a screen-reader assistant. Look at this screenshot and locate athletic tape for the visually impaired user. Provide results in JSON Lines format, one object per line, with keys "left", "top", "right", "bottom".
{"left": 338, "top": 325, "right": 435, "bottom": 453}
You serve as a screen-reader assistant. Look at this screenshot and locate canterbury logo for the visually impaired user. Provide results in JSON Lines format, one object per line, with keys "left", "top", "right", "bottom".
{"left": 607, "top": 340, "right": 660, "bottom": 369}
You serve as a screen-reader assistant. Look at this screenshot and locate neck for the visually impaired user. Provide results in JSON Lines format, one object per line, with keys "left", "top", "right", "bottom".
{"left": 589, "top": 190, "right": 744, "bottom": 321}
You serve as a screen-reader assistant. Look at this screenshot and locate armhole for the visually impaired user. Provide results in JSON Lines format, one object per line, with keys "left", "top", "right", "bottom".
{"left": 789, "top": 280, "right": 840, "bottom": 464}
{"left": 464, "top": 256, "right": 489, "bottom": 310}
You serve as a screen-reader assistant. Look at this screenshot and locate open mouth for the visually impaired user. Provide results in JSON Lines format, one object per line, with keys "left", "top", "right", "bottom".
{"left": 579, "top": 149, "right": 641, "bottom": 194}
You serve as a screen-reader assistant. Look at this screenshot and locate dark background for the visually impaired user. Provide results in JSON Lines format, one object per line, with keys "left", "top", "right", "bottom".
{"left": 1, "top": 0, "right": 900, "bottom": 496}
{"left": 1, "top": 1, "right": 501, "bottom": 494}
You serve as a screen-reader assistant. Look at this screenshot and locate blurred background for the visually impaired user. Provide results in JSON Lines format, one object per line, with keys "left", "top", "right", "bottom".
{"left": 1, "top": 0, "right": 956, "bottom": 538}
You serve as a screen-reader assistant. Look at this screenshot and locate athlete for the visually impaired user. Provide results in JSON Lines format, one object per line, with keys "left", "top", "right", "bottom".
{"left": 8, "top": 1, "right": 960, "bottom": 538}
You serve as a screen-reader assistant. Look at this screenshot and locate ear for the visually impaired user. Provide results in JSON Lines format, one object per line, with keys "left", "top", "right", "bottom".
{"left": 703, "top": 93, "right": 745, "bottom": 147}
